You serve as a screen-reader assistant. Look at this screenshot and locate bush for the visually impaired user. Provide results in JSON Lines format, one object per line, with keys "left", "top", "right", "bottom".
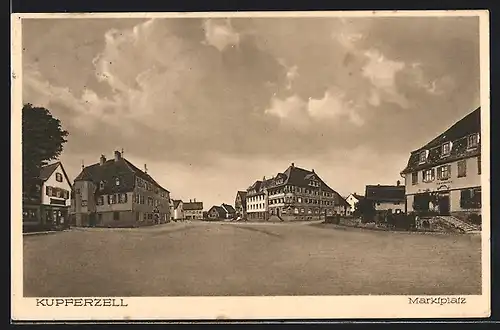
{"left": 467, "top": 213, "right": 481, "bottom": 225}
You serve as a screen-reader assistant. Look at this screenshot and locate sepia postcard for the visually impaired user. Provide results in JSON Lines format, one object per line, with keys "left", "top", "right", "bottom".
{"left": 11, "top": 10, "right": 490, "bottom": 321}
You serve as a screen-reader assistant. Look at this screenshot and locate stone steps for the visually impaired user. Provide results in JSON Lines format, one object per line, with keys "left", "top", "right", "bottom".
{"left": 436, "top": 216, "right": 480, "bottom": 233}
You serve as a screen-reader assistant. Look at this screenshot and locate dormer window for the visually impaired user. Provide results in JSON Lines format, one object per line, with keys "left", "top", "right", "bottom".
{"left": 115, "top": 177, "right": 120, "bottom": 186}
{"left": 99, "top": 181, "right": 105, "bottom": 190}
{"left": 441, "top": 142, "right": 452, "bottom": 157}
{"left": 419, "top": 150, "right": 428, "bottom": 164}
{"left": 467, "top": 133, "right": 480, "bottom": 149}
{"left": 55, "top": 173, "right": 63, "bottom": 182}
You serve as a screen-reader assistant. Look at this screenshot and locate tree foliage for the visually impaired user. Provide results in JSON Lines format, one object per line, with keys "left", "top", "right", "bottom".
{"left": 353, "top": 198, "right": 376, "bottom": 222}
{"left": 22, "top": 104, "right": 69, "bottom": 191}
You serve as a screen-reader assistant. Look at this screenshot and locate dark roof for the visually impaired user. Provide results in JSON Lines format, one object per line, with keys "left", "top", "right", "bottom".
{"left": 221, "top": 203, "right": 236, "bottom": 214}
{"left": 334, "top": 193, "right": 350, "bottom": 207}
{"left": 351, "top": 193, "right": 365, "bottom": 200}
{"left": 208, "top": 205, "right": 226, "bottom": 217}
{"left": 275, "top": 165, "right": 335, "bottom": 193}
{"left": 237, "top": 191, "right": 247, "bottom": 199}
{"left": 401, "top": 107, "right": 481, "bottom": 174}
{"left": 173, "top": 200, "right": 182, "bottom": 209}
{"left": 74, "top": 156, "right": 169, "bottom": 193}
{"left": 365, "top": 185, "right": 405, "bottom": 203}
{"left": 39, "top": 162, "right": 72, "bottom": 187}
{"left": 183, "top": 201, "right": 203, "bottom": 211}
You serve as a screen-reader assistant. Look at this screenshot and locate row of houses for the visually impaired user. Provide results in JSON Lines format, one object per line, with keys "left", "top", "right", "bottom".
{"left": 22, "top": 150, "right": 206, "bottom": 230}
{"left": 22, "top": 107, "right": 482, "bottom": 229}
{"left": 234, "top": 163, "right": 350, "bottom": 222}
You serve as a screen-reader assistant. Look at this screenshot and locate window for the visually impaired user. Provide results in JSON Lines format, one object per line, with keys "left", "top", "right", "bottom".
{"left": 477, "top": 156, "right": 481, "bottom": 175}
{"left": 437, "top": 165, "right": 451, "bottom": 180}
{"left": 412, "top": 172, "right": 418, "bottom": 185}
{"left": 140, "top": 195, "right": 145, "bottom": 204}
{"left": 108, "top": 194, "right": 117, "bottom": 204}
{"left": 467, "top": 133, "right": 479, "bottom": 149}
{"left": 113, "top": 212, "right": 120, "bottom": 221}
{"left": 97, "top": 196, "right": 104, "bottom": 205}
{"left": 81, "top": 200, "right": 88, "bottom": 207}
{"left": 457, "top": 160, "right": 467, "bottom": 178}
{"left": 99, "top": 181, "right": 105, "bottom": 190}
{"left": 419, "top": 150, "right": 428, "bottom": 163}
{"left": 46, "top": 186, "right": 52, "bottom": 196}
{"left": 119, "top": 193, "right": 127, "bottom": 203}
{"left": 135, "top": 193, "right": 140, "bottom": 204}
{"left": 115, "top": 177, "right": 120, "bottom": 186}
{"left": 56, "top": 189, "right": 61, "bottom": 198}
{"left": 441, "top": 142, "right": 451, "bottom": 156}
{"left": 76, "top": 188, "right": 80, "bottom": 194}
{"left": 460, "top": 188, "right": 481, "bottom": 209}
{"left": 55, "top": 173, "right": 63, "bottom": 182}
{"left": 300, "top": 208, "right": 305, "bottom": 213}
{"left": 422, "top": 169, "right": 435, "bottom": 182}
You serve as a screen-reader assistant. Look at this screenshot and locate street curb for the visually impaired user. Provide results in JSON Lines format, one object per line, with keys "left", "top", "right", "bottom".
{"left": 23, "top": 230, "right": 67, "bottom": 236}
{"left": 312, "top": 223, "right": 482, "bottom": 236}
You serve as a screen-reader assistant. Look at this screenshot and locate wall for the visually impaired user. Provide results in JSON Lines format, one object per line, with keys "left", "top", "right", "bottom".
{"left": 346, "top": 195, "right": 358, "bottom": 213}
{"left": 96, "top": 211, "right": 136, "bottom": 227}
{"left": 405, "top": 156, "right": 481, "bottom": 195}
{"left": 42, "top": 163, "right": 72, "bottom": 207}
{"left": 374, "top": 201, "right": 405, "bottom": 212}
{"left": 247, "top": 193, "right": 267, "bottom": 213}
{"left": 185, "top": 210, "right": 203, "bottom": 219}
{"left": 405, "top": 156, "right": 481, "bottom": 214}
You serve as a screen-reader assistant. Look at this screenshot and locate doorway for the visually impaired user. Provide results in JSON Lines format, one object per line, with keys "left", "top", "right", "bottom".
{"left": 438, "top": 194, "right": 450, "bottom": 216}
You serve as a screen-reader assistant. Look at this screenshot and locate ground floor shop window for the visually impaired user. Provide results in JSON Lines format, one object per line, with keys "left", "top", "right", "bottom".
{"left": 460, "top": 188, "right": 481, "bottom": 209}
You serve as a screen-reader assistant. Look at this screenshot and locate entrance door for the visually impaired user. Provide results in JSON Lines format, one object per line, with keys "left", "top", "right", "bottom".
{"left": 438, "top": 195, "right": 450, "bottom": 216}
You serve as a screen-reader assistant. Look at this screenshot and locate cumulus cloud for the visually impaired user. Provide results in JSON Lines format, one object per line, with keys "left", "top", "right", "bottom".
{"left": 202, "top": 18, "right": 240, "bottom": 51}
{"left": 21, "top": 16, "right": 481, "bottom": 207}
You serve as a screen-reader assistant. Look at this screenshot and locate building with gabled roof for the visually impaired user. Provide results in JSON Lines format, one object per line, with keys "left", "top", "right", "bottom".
{"left": 23, "top": 161, "right": 72, "bottom": 231}
{"left": 245, "top": 163, "right": 345, "bottom": 221}
{"left": 400, "top": 107, "right": 481, "bottom": 219}
{"left": 345, "top": 193, "right": 365, "bottom": 215}
{"left": 234, "top": 191, "right": 247, "bottom": 219}
{"left": 207, "top": 204, "right": 236, "bottom": 220}
{"left": 365, "top": 183, "right": 406, "bottom": 213}
{"left": 183, "top": 199, "right": 204, "bottom": 220}
{"left": 72, "top": 150, "right": 171, "bottom": 227}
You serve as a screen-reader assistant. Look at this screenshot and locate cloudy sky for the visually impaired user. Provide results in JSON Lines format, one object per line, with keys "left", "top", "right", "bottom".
{"left": 21, "top": 14, "right": 480, "bottom": 207}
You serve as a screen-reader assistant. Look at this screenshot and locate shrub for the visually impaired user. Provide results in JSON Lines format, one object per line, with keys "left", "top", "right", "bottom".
{"left": 467, "top": 213, "right": 481, "bottom": 225}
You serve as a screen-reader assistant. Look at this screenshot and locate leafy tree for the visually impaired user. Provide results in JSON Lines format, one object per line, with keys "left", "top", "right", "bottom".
{"left": 354, "top": 198, "right": 376, "bottom": 223}
{"left": 22, "top": 103, "right": 68, "bottom": 193}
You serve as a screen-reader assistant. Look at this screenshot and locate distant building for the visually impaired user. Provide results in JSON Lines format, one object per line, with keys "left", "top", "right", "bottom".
{"left": 207, "top": 204, "right": 236, "bottom": 220}
{"left": 246, "top": 178, "right": 271, "bottom": 221}
{"left": 345, "top": 193, "right": 365, "bottom": 215}
{"left": 234, "top": 191, "right": 247, "bottom": 219}
{"left": 183, "top": 199, "right": 204, "bottom": 220}
{"left": 172, "top": 200, "right": 184, "bottom": 220}
{"left": 23, "top": 161, "right": 72, "bottom": 230}
{"left": 400, "top": 107, "right": 481, "bottom": 219}
{"left": 247, "top": 163, "right": 342, "bottom": 221}
{"left": 72, "top": 150, "right": 170, "bottom": 227}
{"left": 364, "top": 183, "right": 406, "bottom": 214}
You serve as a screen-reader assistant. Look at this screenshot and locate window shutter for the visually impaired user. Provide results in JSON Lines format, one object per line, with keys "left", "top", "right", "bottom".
{"left": 447, "top": 164, "right": 452, "bottom": 178}
{"left": 107, "top": 195, "right": 111, "bottom": 204}
{"left": 46, "top": 186, "right": 50, "bottom": 195}
{"left": 124, "top": 193, "right": 128, "bottom": 203}
{"left": 422, "top": 171, "right": 425, "bottom": 181}
{"left": 431, "top": 169, "right": 435, "bottom": 180}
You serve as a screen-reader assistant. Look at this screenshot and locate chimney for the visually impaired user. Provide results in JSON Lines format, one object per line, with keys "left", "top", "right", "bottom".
{"left": 194, "top": 198, "right": 196, "bottom": 202}
{"left": 190, "top": 199, "right": 192, "bottom": 203}
{"left": 312, "top": 169, "right": 315, "bottom": 173}
{"left": 114, "top": 150, "right": 122, "bottom": 161}
{"left": 99, "top": 155, "right": 106, "bottom": 165}
{"left": 263, "top": 176, "right": 266, "bottom": 181}
{"left": 144, "top": 164, "right": 148, "bottom": 173}
{"left": 81, "top": 160, "right": 85, "bottom": 170}
{"left": 291, "top": 162, "right": 295, "bottom": 167}
{"left": 397, "top": 180, "right": 401, "bottom": 186}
